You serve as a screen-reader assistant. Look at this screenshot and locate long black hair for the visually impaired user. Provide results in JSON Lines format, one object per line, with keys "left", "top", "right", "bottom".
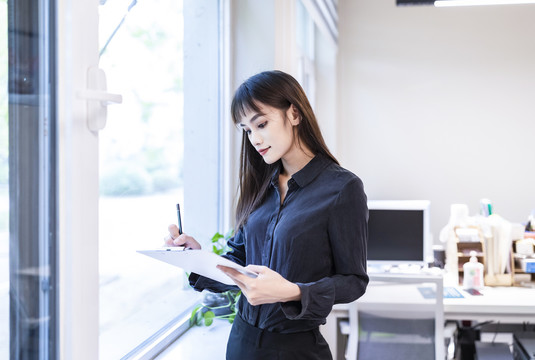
{"left": 231, "top": 70, "right": 338, "bottom": 230}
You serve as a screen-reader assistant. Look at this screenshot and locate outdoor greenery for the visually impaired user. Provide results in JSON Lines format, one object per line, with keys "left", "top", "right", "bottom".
{"left": 190, "top": 230, "right": 241, "bottom": 326}
{"left": 98, "top": 0, "right": 183, "bottom": 197}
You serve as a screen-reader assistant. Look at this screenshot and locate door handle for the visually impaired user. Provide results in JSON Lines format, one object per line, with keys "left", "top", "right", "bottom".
{"left": 77, "top": 89, "right": 122, "bottom": 104}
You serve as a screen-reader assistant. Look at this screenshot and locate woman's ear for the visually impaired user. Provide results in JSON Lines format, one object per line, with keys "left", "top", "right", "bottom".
{"left": 287, "top": 104, "right": 301, "bottom": 126}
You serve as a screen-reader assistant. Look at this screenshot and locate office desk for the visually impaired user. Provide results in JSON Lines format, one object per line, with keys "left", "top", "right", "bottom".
{"left": 442, "top": 286, "right": 535, "bottom": 322}
{"left": 321, "top": 285, "right": 535, "bottom": 360}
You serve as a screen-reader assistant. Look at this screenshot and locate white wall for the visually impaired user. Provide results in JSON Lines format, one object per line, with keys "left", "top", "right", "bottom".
{"left": 337, "top": 0, "right": 535, "bottom": 241}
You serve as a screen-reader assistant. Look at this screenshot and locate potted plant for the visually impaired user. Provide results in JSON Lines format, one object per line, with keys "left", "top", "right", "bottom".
{"left": 190, "top": 229, "right": 241, "bottom": 326}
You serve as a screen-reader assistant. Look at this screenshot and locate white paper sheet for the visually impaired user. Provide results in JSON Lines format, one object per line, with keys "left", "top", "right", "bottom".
{"left": 137, "top": 247, "right": 256, "bottom": 285}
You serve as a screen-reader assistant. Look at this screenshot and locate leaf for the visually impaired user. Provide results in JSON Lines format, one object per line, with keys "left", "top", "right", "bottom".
{"left": 203, "top": 311, "right": 215, "bottom": 326}
{"left": 229, "top": 290, "right": 241, "bottom": 302}
{"left": 228, "top": 313, "right": 236, "bottom": 324}
{"left": 211, "top": 232, "right": 223, "bottom": 243}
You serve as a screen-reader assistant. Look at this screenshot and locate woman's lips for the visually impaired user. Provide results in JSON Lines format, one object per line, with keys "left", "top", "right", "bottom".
{"left": 258, "top": 147, "right": 270, "bottom": 156}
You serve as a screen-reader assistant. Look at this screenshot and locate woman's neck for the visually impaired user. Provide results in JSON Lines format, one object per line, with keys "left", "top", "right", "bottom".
{"left": 280, "top": 148, "right": 314, "bottom": 177}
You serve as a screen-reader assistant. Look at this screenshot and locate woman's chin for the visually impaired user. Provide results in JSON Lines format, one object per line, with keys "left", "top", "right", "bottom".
{"left": 261, "top": 153, "right": 280, "bottom": 165}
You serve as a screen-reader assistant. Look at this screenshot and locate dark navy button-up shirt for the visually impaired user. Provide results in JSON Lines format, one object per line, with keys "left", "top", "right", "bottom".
{"left": 190, "top": 154, "right": 369, "bottom": 333}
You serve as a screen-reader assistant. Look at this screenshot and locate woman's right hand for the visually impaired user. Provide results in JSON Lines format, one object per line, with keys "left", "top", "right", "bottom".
{"left": 164, "top": 224, "right": 202, "bottom": 249}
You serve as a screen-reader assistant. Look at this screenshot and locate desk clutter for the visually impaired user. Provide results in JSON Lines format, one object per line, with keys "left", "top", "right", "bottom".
{"left": 440, "top": 201, "right": 535, "bottom": 288}
{"left": 418, "top": 286, "right": 464, "bottom": 299}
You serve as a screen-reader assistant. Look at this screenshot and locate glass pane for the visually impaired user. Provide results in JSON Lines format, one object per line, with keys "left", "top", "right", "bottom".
{"left": 98, "top": 0, "right": 197, "bottom": 358}
{"left": 0, "top": 0, "right": 8, "bottom": 357}
{"left": 6, "top": 0, "right": 56, "bottom": 357}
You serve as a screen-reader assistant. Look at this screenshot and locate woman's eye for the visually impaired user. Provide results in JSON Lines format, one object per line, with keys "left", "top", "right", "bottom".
{"left": 258, "top": 122, "right": 267, "bottom": 129}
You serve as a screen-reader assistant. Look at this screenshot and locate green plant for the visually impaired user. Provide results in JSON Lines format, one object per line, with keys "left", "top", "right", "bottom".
{"left": 210, "top": 229, "right": 233, "bottom": 255}
{"left": 189, "top": 290, "right": 240, "bottom": 326}
{"left": 190, "top": 229, "right": 241, "bottom": 326}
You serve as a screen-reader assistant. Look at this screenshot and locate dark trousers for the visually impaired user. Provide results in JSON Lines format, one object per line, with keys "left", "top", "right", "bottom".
{"left": 226, "top": 314, "right": 333, "bottom": 360}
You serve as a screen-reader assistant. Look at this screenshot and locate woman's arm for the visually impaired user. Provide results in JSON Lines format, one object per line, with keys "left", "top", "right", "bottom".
{"left": 188, "top": 229, "right": 246, "bottom": 293}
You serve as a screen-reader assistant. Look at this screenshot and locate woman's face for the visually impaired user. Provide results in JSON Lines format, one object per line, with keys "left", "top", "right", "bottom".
{"left": 238, "top": 102, "right": 300, "bottom": 166}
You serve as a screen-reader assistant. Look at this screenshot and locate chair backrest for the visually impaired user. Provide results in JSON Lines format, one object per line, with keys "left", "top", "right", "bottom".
{"left": 345, "top": 273, "right": 444, "bottom": 360}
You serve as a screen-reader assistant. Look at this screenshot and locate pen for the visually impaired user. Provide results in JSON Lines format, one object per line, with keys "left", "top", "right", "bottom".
{"left": 176, "top": 203, "right": 183, "bottom": 235}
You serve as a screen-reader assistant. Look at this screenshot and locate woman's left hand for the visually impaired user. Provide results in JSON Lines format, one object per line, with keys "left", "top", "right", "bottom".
{"left": 217, "top": 265, "right": 301, "bottom": 306}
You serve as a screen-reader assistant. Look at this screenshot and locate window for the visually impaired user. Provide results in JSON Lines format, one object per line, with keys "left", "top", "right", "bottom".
{"left": 3, "top": 0, "right": 225, "bottom": 358}
{"left": 296, "top": 0, "right": 316, "bottom": 106}
{"left": 97, "top": 0, "right": 226, "bottom": 358}
{"left": 97, "top": 0, "right": 199, "bottom": 358}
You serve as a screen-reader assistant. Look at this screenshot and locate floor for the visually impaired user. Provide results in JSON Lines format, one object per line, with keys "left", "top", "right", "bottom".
{"left": 156, "top": 319, "right": 232, "bottom": 360}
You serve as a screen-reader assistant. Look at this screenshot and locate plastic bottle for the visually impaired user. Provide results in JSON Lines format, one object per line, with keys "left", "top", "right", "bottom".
{"left": 462, "top": 251, "right": 484, "bottom": 290}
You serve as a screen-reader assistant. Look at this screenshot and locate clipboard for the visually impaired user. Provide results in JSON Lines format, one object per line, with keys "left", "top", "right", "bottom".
{"left": 137, "top": 247, "right": 257, "bottom": 285}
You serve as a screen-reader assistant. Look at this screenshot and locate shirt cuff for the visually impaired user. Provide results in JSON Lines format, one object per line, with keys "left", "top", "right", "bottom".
{"left": 189, "top": 272, "right": 238, "bottom": 293}
{"left": 280, "top": 279, "right": 335, "bottom": 320}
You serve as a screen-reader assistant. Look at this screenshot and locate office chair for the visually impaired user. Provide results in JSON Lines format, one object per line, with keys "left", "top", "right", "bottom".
{"left": 341, "top": 273, "right": 446, "bottom": 360}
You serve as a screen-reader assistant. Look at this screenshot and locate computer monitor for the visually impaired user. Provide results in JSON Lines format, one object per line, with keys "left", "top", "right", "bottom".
{"left": 367, "top": 200, "right": 431, "bottom": 268}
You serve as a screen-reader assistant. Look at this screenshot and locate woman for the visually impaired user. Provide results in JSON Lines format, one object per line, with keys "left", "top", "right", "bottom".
{"left": 165, "top": 70, "right": 368, "bottom": 359}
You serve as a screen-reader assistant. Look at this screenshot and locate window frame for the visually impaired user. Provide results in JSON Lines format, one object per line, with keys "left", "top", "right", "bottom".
{"left": 56, "top": 0, "right": 100, "bottom": 357}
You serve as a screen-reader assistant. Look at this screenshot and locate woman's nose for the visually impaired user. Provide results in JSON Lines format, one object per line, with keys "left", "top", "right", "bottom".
{"left": 250, "top": 131, "right": 262, "bottom": 146}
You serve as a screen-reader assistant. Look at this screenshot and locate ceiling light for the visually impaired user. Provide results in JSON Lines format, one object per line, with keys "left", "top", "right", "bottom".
{"left": 435, "top": 0, "right": 535, "bottom": 6}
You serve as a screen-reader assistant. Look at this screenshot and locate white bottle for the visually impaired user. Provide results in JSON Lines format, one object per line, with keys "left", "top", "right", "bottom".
{"left": 440, "top": 204, "right": 469, "bottom": 286}
{"left": 463, "top": 251, "right": 484, "bottom": 290}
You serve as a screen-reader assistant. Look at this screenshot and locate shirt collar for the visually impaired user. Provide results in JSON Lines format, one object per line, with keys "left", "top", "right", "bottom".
{"left": 270, "top": 154, "right": 332, "bottom": 189}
